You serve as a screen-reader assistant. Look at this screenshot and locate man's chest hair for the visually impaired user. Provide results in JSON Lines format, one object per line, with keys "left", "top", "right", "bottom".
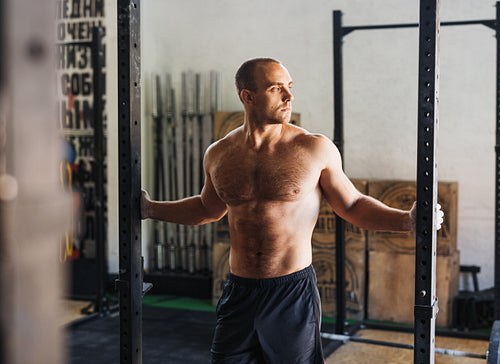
{"left": 211, "top": 149, "right": 320, "bottom": 204}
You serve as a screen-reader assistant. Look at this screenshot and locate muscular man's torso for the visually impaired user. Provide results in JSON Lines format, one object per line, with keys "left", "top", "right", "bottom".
{"left": 206, "top": 124, "right": 324, "bottom": 278}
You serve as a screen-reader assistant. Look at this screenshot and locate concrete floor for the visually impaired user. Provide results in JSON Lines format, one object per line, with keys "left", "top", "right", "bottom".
{"left": 326, "top": 329, "right": 488, "bottom": 364}
{"left": 62, "top": 300, "right": 490, "bottom": 363}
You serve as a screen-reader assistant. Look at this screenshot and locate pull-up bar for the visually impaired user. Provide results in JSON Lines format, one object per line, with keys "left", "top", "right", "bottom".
{"left": 332, "top": 1, "right": 499, "bottom": 363}
{"left": 342, "top": 19, "right": 495, "bottom": 35}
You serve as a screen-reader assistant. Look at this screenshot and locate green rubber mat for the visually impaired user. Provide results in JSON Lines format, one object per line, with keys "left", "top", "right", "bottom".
{"left": 143, "top": 295, "right": 216, "bottom": 312}
{"left": 143, "top": 295, "right": 345, "bottom": 323}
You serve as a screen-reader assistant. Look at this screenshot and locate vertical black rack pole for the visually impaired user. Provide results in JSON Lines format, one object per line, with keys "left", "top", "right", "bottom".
{"left": 414, "top": 0, "right": 440, "bottom": 363}
{"left": 495, "top": 0, "right": 500, "bottom": 321}
{"left": 332, "top": 10, "right": 347, "bottom": 335}
{"left": 117, "top": 1, "right": 142, "bottom": 363}
{"left": 92, "top": 26, "right": 108, "bottom": 315}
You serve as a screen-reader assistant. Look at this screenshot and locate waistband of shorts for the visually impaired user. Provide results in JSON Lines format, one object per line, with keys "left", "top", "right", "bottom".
{"left": 227, "top": 265, "right": 316, "bottom": 287}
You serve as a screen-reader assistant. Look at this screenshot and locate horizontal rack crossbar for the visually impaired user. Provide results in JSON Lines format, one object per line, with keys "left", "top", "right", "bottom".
{"left": 343, "top": 19, "right": 495, "bottom": 35}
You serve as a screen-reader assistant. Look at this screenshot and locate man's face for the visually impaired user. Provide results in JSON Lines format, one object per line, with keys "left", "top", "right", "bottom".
{"left": 250, "top": 62, "right": 294, "bottom": 124}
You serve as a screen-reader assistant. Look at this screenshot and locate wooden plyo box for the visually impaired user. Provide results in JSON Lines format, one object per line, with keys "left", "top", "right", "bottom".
{"left": 212, "top": 215, "right": 230, "bottom": 306}
{"left": 312, "top": 180, "right": 367, "bottom": 251}
{"left": 213, "top": 111, "right": 301, "bottom": 140}
{"left": 367, "top": 249, "right": 459, "bottom": 328}
{"left": 312, "top": 180, "right": 368, "bottom": 319}
{"left": 313, "top": 247, "right": 365, "bottom": 320}
{"left": 212, "top": 241, "right": 230, "bottom": 307}
{"left": 367, "top": 180, "right": 458, "bottom": 255}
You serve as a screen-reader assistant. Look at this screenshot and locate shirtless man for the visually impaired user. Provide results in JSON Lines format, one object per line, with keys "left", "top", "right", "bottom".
{"left": 141, "top": 58, "right": 444, "bottom": 363}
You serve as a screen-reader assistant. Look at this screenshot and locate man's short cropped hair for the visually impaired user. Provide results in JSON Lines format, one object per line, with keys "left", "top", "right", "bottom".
{"left": 235, "top": 57, "right": 281, "bottom": 100}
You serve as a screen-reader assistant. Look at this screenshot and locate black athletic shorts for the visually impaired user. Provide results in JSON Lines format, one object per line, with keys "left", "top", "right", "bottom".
{"left": 211, "top": 265, "right": 324, "bottom": 364}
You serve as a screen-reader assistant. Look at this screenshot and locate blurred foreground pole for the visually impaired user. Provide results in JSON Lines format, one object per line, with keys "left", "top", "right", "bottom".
{"left": 0, "top": 0, "right": 69, "bottom": 363}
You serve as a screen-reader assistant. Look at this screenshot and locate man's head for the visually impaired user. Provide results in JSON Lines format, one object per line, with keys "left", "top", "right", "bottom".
{"left": 235, "top": 57, "right": 294, "bottom": 125}
{"left": 235, "top": 58, "right": 281, "bottom": 102}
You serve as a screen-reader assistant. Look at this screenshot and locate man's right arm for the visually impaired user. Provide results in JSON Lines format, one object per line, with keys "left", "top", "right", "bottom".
{"left": 141, "top": 146, "right": 228, "bottom": 225}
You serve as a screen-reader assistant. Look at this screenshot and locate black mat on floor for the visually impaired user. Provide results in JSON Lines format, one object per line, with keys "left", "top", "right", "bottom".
{"left": 67, "top": 305, "right": 338, "bottom": 363}
{"left": 67, "top": 305, "right": 216, "bottom": 364}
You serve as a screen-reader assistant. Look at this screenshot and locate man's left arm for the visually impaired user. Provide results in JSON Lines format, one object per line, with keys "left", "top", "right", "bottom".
{"left": 316, "top": 135, "right": 442, "bottom": 232}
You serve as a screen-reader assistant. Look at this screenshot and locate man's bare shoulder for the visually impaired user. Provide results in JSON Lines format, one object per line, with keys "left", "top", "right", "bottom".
{"left": 288, "top": 125, "right": 339, "bottom": 154}
{"left": 204, "top": 126, "right": 244, "bottom": 161}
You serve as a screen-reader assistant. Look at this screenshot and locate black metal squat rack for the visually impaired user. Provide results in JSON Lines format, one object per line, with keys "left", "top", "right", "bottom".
{"left": 330, "top": 1, "right": 500, "bottom": 363}
{"left": 116, "top": 1, "right": 151, "bottom": 363}
{"left": 115, "top": 0, "right": 500, "bottom": 362}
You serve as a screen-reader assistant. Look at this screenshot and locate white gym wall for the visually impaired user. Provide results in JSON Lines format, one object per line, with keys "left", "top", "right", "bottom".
{"left": 105, "top": 0, "right": 496, "bottom": 291}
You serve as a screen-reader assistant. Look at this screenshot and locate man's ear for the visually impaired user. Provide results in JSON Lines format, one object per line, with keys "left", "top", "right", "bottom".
{"left": 240, "top": 89, "right": 254, "bottom": 105}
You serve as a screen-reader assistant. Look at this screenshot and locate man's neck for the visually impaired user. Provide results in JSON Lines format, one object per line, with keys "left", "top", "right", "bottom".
{"left": 242, "top": 116, "right": 285, "bottom": 151}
